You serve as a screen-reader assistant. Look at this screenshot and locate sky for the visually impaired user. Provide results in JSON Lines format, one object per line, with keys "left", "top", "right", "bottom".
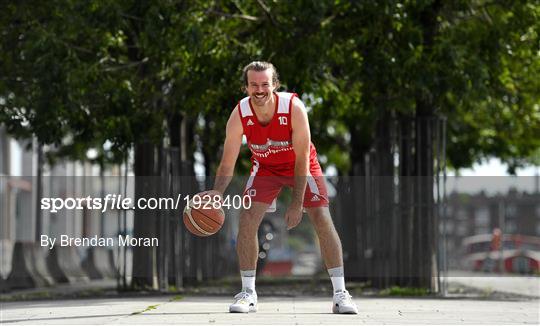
{"left": 446, "top": 158, "right": 539, "bottom": 195}
{"left": 447, "top": 158, "right": 539, "bottom": 177}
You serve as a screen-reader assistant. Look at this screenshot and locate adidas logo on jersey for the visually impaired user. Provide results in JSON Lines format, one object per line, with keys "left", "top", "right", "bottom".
{"left": 311, "top": 195, "right": 320, "bottom": 202}
{"left": 247, "top": 119, "right": 254, "bottom": 126}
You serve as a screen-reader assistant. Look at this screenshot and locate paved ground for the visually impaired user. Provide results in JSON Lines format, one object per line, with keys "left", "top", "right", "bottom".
{"left": 1, "top": 295, "right": 538, "bottom": 325}
{"left": 2, "top": 273, "right": 539, "bottom": 325}
{"left": 446, "top": 271, "right": 540, "bottom": 297}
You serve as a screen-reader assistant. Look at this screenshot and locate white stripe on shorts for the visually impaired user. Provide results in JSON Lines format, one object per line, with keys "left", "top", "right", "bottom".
{"left": 245, "top": 159, "right": 260, "bottom": 191}
{"left": 307, "top": 176, "right": 321, "bottom": 195}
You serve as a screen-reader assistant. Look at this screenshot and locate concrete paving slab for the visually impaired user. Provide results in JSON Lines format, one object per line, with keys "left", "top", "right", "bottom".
{"left": 0, "top": 297, "right": 164, "bottom": 325}
{"left": 1, "top": 296, "right": 538, "bottom": 325}
{"left": 446, "top": 271, "right": 540, "bottom": 297}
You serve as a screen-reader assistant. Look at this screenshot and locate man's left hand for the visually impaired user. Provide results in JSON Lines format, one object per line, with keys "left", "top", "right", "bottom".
{"left": 285, "top": 204, "right": 303, "bottom": 230}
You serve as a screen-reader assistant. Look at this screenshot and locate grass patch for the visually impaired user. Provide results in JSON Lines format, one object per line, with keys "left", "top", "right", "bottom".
{"left": 143, "top": 304, "right": 159, "bottom": 312}
{"left": 380, "top": 286, "right": 430, "bottom": 296}
{"left": 132, "top": 296, "right": 183, "bottom": 316}
{"left": 481, "top": 287, "right": 494, "bottom": 298}
{"left": 131, "top": 304, "right": 160, "bottom": 315}
{"left": 169, "top": 295, "right": 184, "bottom": 302}
{"left": 0, "top": 291, "right": 53, "bottom": 302}
{"left": 78, "top": 288, "right": 105, "bottom": 297}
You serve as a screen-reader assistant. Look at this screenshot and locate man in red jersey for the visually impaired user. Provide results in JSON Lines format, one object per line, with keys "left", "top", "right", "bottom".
{"left": 204, "top": 61, "right": 357, "bottom": 314}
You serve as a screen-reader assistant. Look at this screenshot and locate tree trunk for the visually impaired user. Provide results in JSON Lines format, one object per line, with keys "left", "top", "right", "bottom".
{"left": 167, "top": 113, "right": 183, "bottom": 288}
{"left": 346, "top": 122, "right": 371, "bottom": 282}
{"left": 398, "top": 115, "right": 414, "bottom": 287}
{"left": 132, "top": 141, "right": 158, "bottom": 289}
{"left": 409, "top": 0, "right": 442, "bottom": 291}
{"left": 372, "top": 109, "right": 394, "bottom": 288}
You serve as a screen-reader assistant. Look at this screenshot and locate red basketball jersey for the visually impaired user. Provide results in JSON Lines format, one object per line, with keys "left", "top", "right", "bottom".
{"left": 237, "top": 92, "right": 319, "bottom": 169}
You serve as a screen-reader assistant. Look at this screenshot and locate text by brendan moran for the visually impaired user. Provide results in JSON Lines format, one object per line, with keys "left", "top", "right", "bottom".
{"left": 40, "top": 234, "right": 158, "bottom": 249}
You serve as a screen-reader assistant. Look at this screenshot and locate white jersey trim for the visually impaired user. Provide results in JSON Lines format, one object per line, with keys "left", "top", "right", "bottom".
{"left": 239, "top": 97, "right": 253, "bottom": 117}
{"left": 277, "top": 92, "right": 294, "bottom": 114}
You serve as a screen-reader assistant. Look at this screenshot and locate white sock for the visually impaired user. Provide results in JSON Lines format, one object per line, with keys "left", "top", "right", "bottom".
{"left": 328, "top": 266, "right": 346, "bottom": 293}
{"left": 240, "top": 270, "right": 256, "bottom": 293}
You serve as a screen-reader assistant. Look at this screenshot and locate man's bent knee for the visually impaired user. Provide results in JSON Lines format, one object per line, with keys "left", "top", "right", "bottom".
{"left": 238, "top": 205, "right": 267, "bottom": 234}
{"left": 306, "top": 207, "right": 333, "bottom": 226}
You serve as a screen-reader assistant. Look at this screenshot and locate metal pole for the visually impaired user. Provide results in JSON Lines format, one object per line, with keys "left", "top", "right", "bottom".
{"left": 116, "top": 166, "right": 122, "bottom": 290}
{"left": 498, "top": 201, "right": 505, "bottom": 274}
{"left": 440, "top": 117, "right": 448, "bottom": 296}
{"left": 34, "top": 140, "right": 43, "bottom": 242}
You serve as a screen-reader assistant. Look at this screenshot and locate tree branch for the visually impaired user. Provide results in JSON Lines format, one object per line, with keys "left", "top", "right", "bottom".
{"left": 35, "top": 21, "right": 94, "bottom": 54}
{"left": 205, "top": 9, "right": 259, "bottom": 22}
{"left": 256, "top": 0, "right": 277, "bottom": 26}
{"left": 102, "top": 58, "right": 149, "bottom": 72}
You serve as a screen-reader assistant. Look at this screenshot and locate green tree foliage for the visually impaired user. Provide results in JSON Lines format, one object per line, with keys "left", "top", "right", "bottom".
{"left": 1, "top": 1, "right": 242, "bottom": 164}
{"left": 2, "top": 1, "right": 537, "bottom": 172}
{"left": 439, "top": 1, "right": 540, "bottom": 172}
{"left": 316, "top": 0, "right": 539, "bottom": 173}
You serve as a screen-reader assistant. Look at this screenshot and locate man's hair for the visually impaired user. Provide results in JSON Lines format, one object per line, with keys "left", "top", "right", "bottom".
{"left": 242, "top": 61, "right": 280, "bottom": 88}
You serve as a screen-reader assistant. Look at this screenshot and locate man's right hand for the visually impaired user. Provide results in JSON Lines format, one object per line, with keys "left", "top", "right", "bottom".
{"left": 285, "top": 203, "right": 303, "bottom": 230}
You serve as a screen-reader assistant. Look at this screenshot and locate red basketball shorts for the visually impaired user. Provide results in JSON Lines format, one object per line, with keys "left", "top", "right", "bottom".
{"left": 242, "top": 160, "right": 329, "bottom": 209}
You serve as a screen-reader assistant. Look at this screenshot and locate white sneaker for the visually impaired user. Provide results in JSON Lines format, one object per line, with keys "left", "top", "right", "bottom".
{"left": 229, "top": 290, "right": 258, "bottom": 313}
{"left": 332, "top": 290, "right": 358, "bottom": 314}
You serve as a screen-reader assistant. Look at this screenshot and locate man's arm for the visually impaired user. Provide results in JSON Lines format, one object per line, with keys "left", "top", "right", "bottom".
{"left": 286, "top": 97, "right": 311, "bottom": 229}
{"left": 212, "top": 106, "right": 243, "bottom": 196}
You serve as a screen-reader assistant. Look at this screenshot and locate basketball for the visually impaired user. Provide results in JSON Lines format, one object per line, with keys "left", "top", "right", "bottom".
{"left": 183, "top": 196, "right": 225, "bottom": 237}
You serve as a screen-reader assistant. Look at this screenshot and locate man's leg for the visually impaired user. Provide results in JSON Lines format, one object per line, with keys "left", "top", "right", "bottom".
{"left": 305, "top": 206, "right": 343, "bottom": 269}
{"left": 305, "top": 206, "right": 358, "bottom": 314}
{"left": 237, "top": 202, "right": 271, "bottom": 271}
{"left": 230, "top": 201, "right": 270, "bottom": 313}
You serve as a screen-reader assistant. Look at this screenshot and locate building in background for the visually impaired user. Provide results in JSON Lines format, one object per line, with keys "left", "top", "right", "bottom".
{"left": 0, "top": 130, "right": 123, "bottom": 290}
{"left": 444, "top": 190, "right": 540, "bottom": 273}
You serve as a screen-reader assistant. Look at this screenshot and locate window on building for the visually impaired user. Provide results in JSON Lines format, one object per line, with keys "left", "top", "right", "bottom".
{"left": 457, "top": 209, "right": 468, "bottom": 221}
{"left": 475, "top": 226, "right": 490, "bottom": 234}
{"left": 507, "top": 204, "right": 517, "bottom": 218}
{"left": 444, "top": 220, "right": 454, "bottom": 234}
{"left": 475, "top": 207, "right": 490, "bottom": 227}
{"left": 457, "top": 222, "right": 468, "bottom": 236}
{"left": 506, "top": 219, "right": 517, "bottom": 233}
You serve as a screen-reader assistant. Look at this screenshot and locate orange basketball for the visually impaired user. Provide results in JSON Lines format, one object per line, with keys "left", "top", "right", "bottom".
{"left": 183, "top": 197, "right": 225, "bottom": 237}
